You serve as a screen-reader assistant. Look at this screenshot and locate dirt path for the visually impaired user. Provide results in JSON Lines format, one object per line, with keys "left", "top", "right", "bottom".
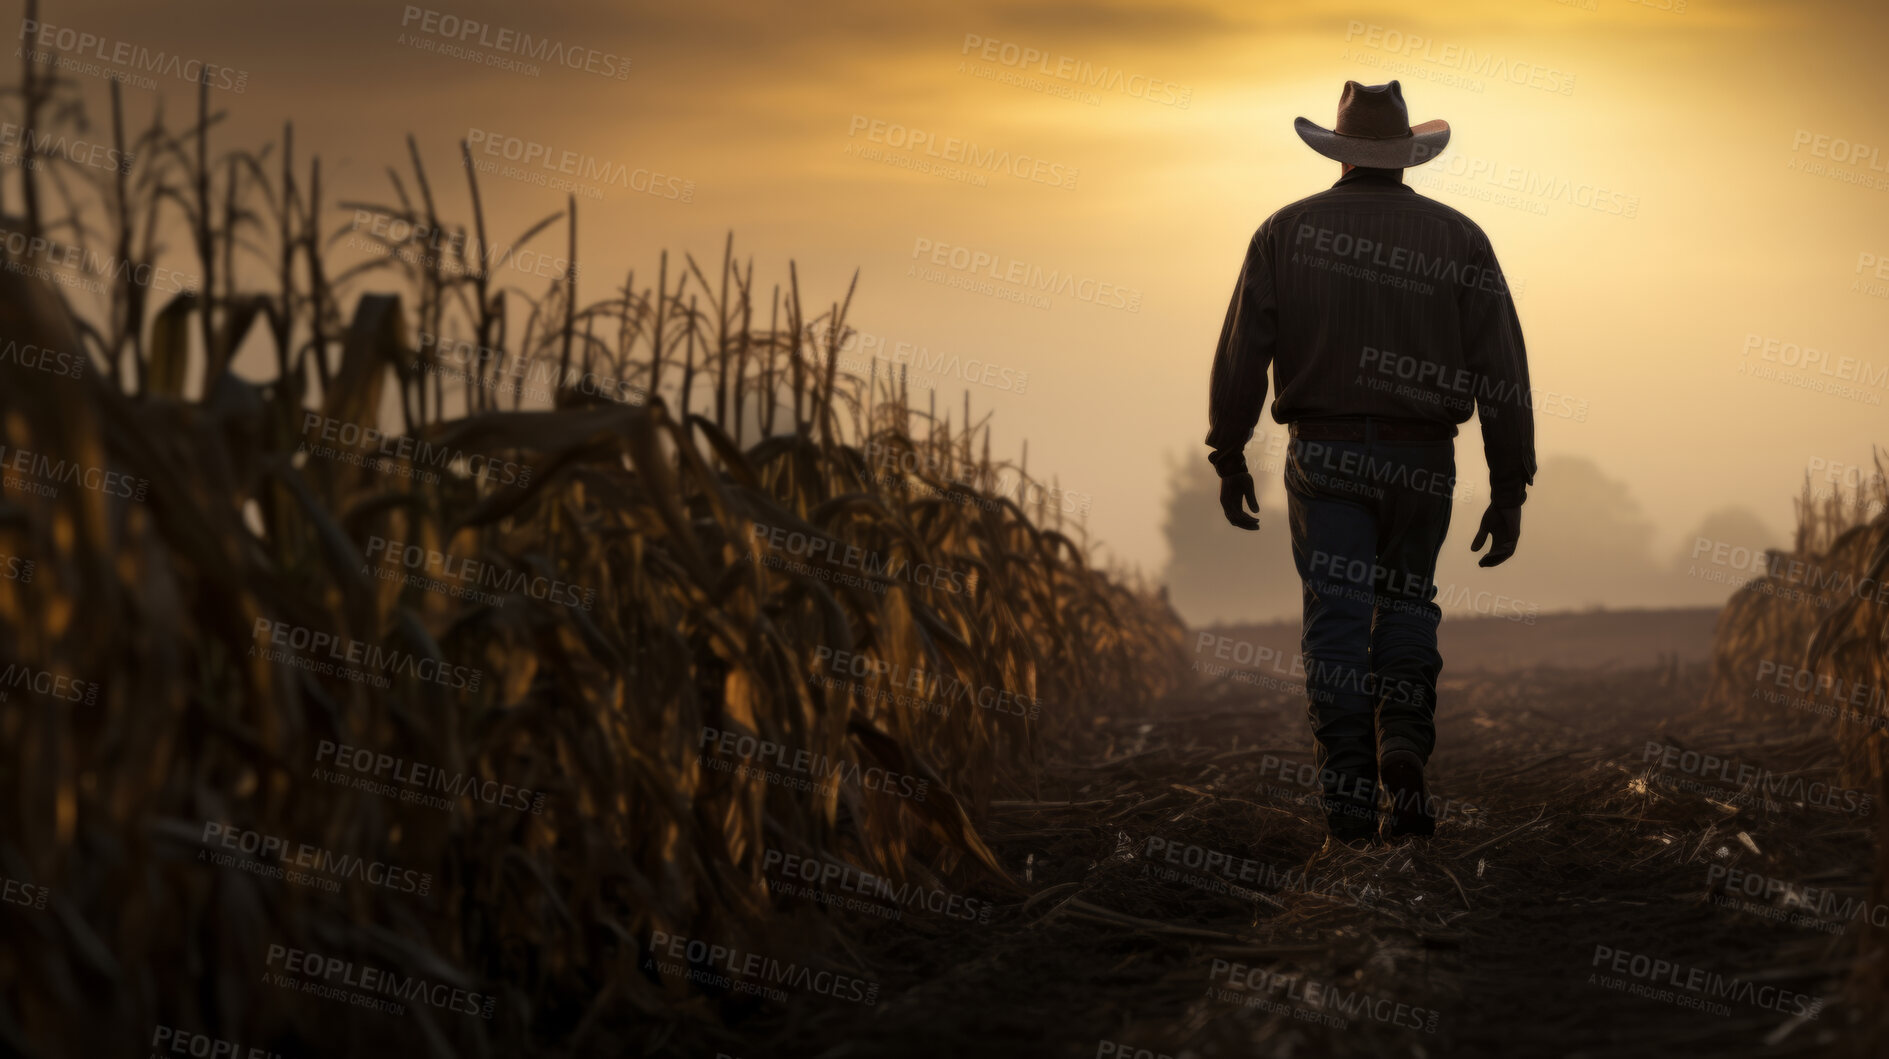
{"left": 712, "top": 654, "right": 1877, "bottom": 1059}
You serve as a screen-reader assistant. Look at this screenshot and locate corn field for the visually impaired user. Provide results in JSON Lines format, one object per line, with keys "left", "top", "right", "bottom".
{"left": 1702, "top": 453, "right": 1889, "bottom": 1039}
{"left": 0, "top": 26, "right": 1189, "bottom": 1057}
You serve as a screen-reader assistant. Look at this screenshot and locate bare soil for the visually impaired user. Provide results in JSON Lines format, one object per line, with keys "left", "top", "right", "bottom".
{"left": 678, "top": 608, "right": 1872, "bottom": 1058}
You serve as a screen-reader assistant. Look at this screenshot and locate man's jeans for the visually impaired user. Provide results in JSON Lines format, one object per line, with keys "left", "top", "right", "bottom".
{"left": 1283, "top": 430, "right": 1454, "bottom": 836}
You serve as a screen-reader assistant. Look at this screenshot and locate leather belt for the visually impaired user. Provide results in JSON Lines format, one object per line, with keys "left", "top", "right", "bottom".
{"left": 1289, "top": 417, "right": 1457, "bottom": 443}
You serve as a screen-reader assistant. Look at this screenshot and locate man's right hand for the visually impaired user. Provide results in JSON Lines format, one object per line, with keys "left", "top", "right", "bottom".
{"left": 1220, "top": 472, "right": 1261, "bottom": 531}
{"left": 1470, "top": 504, "right": 1521, "bottom": 567}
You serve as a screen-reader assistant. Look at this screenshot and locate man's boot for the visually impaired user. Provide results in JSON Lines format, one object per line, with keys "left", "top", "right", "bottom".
{"left": 1323, "top": 764, "right": 1380, "bottom": 844}
{"left": 1380, "top": 748, "right": 1435, "bottom": 838}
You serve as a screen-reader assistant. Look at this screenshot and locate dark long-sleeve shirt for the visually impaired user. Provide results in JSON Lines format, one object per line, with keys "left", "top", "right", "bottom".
{"left": 1205, "top": 166, "right": 1537, "bottom": 506}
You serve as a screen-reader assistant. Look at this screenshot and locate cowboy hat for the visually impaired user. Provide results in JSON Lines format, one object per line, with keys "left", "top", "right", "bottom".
{"left": 1294, "top": 80, "right": 1449, "bottom": 169}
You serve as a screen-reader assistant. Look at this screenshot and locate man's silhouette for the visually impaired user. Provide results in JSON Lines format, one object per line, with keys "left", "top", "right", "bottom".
{"left": 1205, "top": 80, "right": 1535, "bottom": 849}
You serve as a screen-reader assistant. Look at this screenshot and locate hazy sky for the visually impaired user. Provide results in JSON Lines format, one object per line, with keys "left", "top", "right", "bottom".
{"left": 23, "top": 0, "right": 1889, "bottom": 575}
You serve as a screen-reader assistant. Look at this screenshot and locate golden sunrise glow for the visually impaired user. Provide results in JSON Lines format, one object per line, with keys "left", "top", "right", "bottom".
{"left": 58, "top": 0, "right": 1889, "bottom": 605}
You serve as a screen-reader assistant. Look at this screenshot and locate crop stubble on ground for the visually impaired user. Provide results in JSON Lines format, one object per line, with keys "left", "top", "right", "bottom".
{"left": 732, "top": 621, "right": 1871, "bottom": 1058}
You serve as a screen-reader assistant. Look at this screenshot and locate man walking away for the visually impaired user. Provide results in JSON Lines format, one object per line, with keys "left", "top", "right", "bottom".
{"left": 1204, "top": 80, "right": 1536, "bottom": 850}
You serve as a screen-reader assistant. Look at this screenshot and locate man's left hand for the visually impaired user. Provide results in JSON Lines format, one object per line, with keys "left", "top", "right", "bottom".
{"left": 1470, "top": 504, "right": 1522, "bottom": 567}
{"left": 1220, "top": 472, "right": 1261, "bottom": 531}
